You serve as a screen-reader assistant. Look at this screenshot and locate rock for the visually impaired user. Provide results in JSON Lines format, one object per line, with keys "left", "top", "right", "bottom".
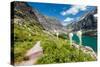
{"left": 85, "top": 46, "right": 94, "bottom": 52}
{"left": 72, "top": 42, "right": 97, "bottom": 59}
{"left": 72, "top": 42, "right": 80, "bottom": 49}
{"left": 84, "top": 46, "right": 97, "bottom": 59}
{"left": 14, "top": 18, "right": 24, "bottom": 25}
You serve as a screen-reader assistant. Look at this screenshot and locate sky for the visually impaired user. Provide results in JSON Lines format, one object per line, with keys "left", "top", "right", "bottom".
{"left": 28, "top": 2, "right": 96, "bottom": 26}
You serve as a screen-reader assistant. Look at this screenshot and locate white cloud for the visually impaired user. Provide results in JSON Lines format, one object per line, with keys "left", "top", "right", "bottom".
{"left": 61, "top": 11, "right": 66, "bottom": 16}
{"left": 94, "top": 14, "right": 97, "bottom": 17}
{"left": 64, "top": 17, "right": 74, "bottom": 22}
{"left": 62, "top": 17, "right": 74, "bottom": 26}
{"left": 61, "top": 5, "right": 87, "bottom": 16}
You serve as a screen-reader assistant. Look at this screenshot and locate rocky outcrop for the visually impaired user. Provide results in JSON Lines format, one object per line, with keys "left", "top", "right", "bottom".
{"left": 72, "top": 42, "right": 97, "bottom": 60}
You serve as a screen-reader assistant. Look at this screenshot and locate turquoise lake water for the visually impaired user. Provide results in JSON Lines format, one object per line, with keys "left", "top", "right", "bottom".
{"left": 72, "top": 34, "right": 97, "bottom": 52}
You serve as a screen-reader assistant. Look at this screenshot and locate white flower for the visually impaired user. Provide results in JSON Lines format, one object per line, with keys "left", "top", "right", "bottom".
{"left": 76, "top": 30, "right": 82, "bottom": 45}
{"left": 69, "top": 33, "right": 73, "bottom": 45}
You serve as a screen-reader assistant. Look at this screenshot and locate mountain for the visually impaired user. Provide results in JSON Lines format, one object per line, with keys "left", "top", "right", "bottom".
{"left": 66, "top": 8, "right": 97, "bottom": 36}
{"left": 12, "top": 1, "right": 67, "bottom": 34}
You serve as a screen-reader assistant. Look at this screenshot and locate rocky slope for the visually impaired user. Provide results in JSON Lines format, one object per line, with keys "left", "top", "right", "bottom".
{"left": 67, "top": 8, "right": 97, "bottom": 36}
{"left": 12, "top": 1, "right": 67, "bottom": 34}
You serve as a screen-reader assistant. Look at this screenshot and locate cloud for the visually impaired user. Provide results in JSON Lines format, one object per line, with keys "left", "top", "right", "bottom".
{"left": 62, "top": 17, "right": 74, "bottom": 26}
{"left": 64, "top": 17, "right": 74, "bottom": 22}
{"left": 61, "top": 11, "right": 66, "bottom": 16}
{"left": 94, "top": 14, "right": 97, "bottom": 17}
{"left": 61, "top": 5, "right": 87, "bottom": 16}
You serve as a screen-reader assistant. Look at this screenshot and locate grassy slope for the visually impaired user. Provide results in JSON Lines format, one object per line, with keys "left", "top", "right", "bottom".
{"left": 12, "top": 18, "right": 96, "bottom": 64}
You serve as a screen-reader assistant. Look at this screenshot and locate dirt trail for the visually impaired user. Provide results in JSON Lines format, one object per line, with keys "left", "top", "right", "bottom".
{"left": 17, "top": 57, "right": 38, "bottom": 66}
{"left": 15, "top": 41, "right": 43, "bottom": 66}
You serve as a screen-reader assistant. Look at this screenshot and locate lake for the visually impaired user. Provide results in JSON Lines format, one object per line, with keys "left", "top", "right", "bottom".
{"left": 72, "top": 34, "right": 97, "bottom": 52}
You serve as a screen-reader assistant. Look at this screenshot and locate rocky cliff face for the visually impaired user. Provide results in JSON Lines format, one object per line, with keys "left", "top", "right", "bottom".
{"left": 13, "top": 2, "right": 38, "bottom": 22}
{"left": 32, "top": 9, "right": 67, "bottom": 33}
{"left": 12, "top": 1, "right": 67, "bottom": 34}
{"left": 67, "top": 8, "right": 97, "bottom": 33}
